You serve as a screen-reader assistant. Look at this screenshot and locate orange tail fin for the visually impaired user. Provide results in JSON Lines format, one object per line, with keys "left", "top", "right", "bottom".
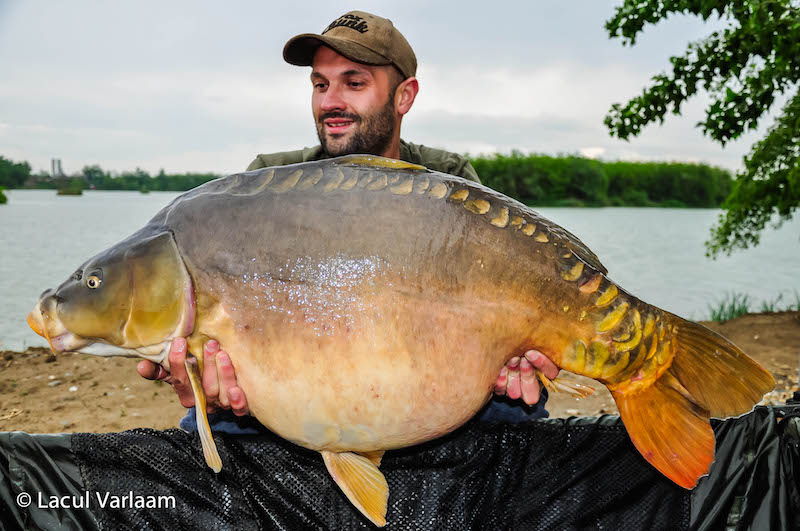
{"left": 612, "top": 316, "right": 774, "bottom": 489}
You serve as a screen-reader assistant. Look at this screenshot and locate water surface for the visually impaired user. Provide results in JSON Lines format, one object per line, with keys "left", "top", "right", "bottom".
{"left": 1, "top": 190, "right": 798, "bottom": 350}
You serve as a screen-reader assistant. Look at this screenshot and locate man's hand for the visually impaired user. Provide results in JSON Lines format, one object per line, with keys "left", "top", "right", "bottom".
{"left": 493, "top": 350, "right": 559, "bottom": 406}
{"left": 137, "top": 337, "right": 249, "bottom": 415}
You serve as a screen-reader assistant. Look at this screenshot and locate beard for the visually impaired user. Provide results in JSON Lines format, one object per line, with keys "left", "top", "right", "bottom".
{"left": 316, "top": 97, "right": 396, "bottom": 158}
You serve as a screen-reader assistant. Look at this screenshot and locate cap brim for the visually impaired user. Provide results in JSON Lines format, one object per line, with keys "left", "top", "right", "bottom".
{"left": 283, "top": 34, "right": 391, "bottom": 68}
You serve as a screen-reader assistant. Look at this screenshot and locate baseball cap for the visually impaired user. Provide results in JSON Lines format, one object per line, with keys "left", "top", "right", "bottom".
{"left": 283, "top": 11, "right": 417, "bottom": 78}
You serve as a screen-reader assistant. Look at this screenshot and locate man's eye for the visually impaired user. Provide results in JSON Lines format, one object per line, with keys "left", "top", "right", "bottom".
{"left": 314, "top": 82, "right": 327, "bottom": 90}
{"left": 348, "top": 81, "right": 363, "bottom": 88}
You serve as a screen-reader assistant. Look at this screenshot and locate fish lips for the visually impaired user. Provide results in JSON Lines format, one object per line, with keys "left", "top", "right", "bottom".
{"left": 27, "top": 292, "right": 90, "bottom": 354}
{"left": 28, "top": 293, "right": 60, "bottom": 352}
{"left": 26, "top": 308, "right": 45, "bottom": 338}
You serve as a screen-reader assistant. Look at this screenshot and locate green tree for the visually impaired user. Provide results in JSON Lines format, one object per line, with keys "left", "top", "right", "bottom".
{"left": 0, "top": 156, "right": 32, "bottom": 188}
{"left": 81, "top": 165, "right": 108, "bottom": 188}
{"left": 604, "top": 0, "right": 800, "bottom": 256}
{"left": 564, "top": 157, "right": 608, "bottom": 204}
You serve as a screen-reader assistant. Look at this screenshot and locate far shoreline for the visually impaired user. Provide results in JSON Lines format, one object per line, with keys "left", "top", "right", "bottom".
{"left": 3, "top": 188, "right": 722, "bottom": 210}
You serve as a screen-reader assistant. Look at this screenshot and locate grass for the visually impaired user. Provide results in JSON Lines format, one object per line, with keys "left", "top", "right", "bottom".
{"left": 760, "top": 294, "right": 784, "bottom": 313}
{"left": 790, "top": 290, "right": 800, "bottom": 312}
{"left": 708, "top": 290, "right": 800, "bottom": 321}
{"left": 708, "top": 293, "right": 751, "bottom": 322}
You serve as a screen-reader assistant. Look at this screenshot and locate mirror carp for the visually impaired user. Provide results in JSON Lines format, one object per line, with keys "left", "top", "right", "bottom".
{"left": 28, "top": 155, "right": 774, "bottom": 526}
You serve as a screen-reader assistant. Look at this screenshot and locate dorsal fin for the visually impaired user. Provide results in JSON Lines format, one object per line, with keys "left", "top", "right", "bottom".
{"left": 334, "top": 154, "right": 427, "bottom": 172}
{"left": 438, "top": 175, "right": 609, "bottom": 275}
{"left": 555, "top": 226, "right": 608, "bottom": 275}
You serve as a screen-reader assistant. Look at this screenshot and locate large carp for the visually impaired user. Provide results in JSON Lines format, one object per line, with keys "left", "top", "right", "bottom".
{"left": 28, "top": 155, "right": 773, "bottom": 526}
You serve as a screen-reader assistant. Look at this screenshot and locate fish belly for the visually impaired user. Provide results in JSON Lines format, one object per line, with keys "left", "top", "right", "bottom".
{"left": 171, "top": 161, "right": 594, "bottom": 453}
{"left": 196, "top": 282, "right": 537, "bottom": 453}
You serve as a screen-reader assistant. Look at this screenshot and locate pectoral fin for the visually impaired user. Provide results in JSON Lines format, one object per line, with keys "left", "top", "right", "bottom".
{"left": 537, "top": 372, "right": 595, "bottom": 398}
{"left": 322, "top": 450, "right": 389, "bottom": 527}
{"left": 185, "top": 354, "right": 222, "bottom": 473}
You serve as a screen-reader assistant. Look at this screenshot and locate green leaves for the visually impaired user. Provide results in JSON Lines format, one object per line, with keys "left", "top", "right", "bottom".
{"left": 706, "top": 90, "right": 800, "bottom": 256}
{"left": 0, "top": 156, "right": 32, "bottom": 188}
{"left": 606, "top": 0, "right": 800, "bottom": 256}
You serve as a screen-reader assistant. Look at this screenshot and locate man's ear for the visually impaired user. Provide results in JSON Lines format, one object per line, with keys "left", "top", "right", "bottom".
{"left": 395, "top": 76, "right": 419, "bottom": 117}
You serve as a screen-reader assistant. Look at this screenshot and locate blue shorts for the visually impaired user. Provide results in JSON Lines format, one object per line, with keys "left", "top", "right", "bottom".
{"left": 180, "top": 391, "right": 550, "bottom": 434}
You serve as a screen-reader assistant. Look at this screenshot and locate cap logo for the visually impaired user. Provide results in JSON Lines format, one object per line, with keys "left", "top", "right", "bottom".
{"left": 323, "top": 14, "right": 369, "bottom": 34}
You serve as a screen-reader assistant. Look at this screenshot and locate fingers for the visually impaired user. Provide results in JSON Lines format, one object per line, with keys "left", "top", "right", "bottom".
{"left": 227, "top": 385, "right": 249, "bottom": 416}
{"left": 518, "top": 357, "right": 541, "bottom": 406}
{"left": 493, "top": 366, "right": 508, "bottom": 396}
{"left": 524, "top": 350, "right": 560, "bottom": 380}
{"left": 139, "top": 337, "right": 249, "bottom": 416}
{"left": 137, "top": 359, "right": 168, "bottom": 381}
{"left": 216, "top": 352, "right": 249, "bottom": 416}
{"left": 215, "top": 351, "right": 231, "bottom": 409}
{"left": 505, "top": 357, "right": 522, "bottom": 400}
{"left": 167, "top": 337, "right": 195, "bottom": 408}
{"left": 202, "top": 340, "right": 249, "bottom": 416}
{"left": 494, "top": 350, "right": 558, "bottom": 406}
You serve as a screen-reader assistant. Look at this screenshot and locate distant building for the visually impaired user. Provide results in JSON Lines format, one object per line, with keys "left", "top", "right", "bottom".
{"left": 51, "top": 158, "right": 65, "bottom": 178}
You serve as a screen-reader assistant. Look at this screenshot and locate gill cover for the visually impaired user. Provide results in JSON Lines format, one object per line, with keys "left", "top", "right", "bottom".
{"left": 57, "top": 231, "right": 189, "bottom": 348}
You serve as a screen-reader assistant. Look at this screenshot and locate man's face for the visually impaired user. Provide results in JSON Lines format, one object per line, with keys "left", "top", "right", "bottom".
{"left": 311, "top": 46, "right": 399, "bottom": 157}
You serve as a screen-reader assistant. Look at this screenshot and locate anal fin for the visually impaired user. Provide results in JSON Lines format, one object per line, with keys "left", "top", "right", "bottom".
{"left": 185, "top": 354, "right": 222, "bottom": 473}
{"left": 322, "top": 450, "right": 389, "bottom": 527}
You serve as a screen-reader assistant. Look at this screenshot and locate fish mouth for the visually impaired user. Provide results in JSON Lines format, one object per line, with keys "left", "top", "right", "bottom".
{"left": 27, "top": 307, "right": 87, "bottom": 353}
{"left": 27, "top": 298, "right": 88, "bottom": 354}
{"left": 27, "top": 303, "right": 59, "bottom": 352}
{"left": 26, "top": 310, "right": 45, "bottom": 338}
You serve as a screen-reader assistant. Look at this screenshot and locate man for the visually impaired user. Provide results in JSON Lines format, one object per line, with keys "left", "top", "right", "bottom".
{"left": 137, "top": 11, "right": 560, "bottom": 429}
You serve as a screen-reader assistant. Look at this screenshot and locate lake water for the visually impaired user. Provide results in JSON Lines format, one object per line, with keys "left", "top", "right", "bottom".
{"left": 2, "top": 190, "right": 799, "bottom": 351}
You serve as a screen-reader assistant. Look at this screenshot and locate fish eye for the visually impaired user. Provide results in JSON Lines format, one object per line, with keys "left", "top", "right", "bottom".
{"left": 87, "top": 275, "right": 102, "bottom": 289}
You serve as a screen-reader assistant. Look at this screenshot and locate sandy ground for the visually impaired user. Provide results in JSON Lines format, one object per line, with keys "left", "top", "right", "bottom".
{"left": 1, "top": 312, "right": 798, "bottom": 433}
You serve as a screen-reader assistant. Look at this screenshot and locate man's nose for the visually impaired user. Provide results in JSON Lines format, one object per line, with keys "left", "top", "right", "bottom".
{"left": 320, "top": 85, "right": 346, "bottom": 112}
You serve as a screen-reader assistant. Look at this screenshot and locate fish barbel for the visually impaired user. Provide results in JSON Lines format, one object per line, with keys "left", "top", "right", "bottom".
{"left": 27, "top": 155, "right": 774, "bottom": 526}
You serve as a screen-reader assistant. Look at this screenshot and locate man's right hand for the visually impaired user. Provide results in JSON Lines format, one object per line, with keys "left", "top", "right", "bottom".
{"left": 137, "top": 337, "right": 249, "bottom": 415}
{"left": 493, "top": 350, "right": 559, "bottom": 406}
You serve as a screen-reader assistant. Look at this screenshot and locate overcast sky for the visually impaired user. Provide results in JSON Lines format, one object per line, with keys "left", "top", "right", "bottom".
{"left": 0, "top": 1, "right": 775, "bottom": 176}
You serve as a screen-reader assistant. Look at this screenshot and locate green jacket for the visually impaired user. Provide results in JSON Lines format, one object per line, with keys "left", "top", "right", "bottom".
{"left": 246, "top": 140, "right": 481, "bottom": 183}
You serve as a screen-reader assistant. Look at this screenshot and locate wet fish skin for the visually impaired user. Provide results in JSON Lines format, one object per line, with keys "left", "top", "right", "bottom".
{"left": 28, "top": 155, "right": 774, "bottom": 526}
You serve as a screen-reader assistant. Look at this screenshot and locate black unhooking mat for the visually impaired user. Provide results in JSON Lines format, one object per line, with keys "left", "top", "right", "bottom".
{"left": 1, "top": 406, "right": 798, "bottom": 530}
